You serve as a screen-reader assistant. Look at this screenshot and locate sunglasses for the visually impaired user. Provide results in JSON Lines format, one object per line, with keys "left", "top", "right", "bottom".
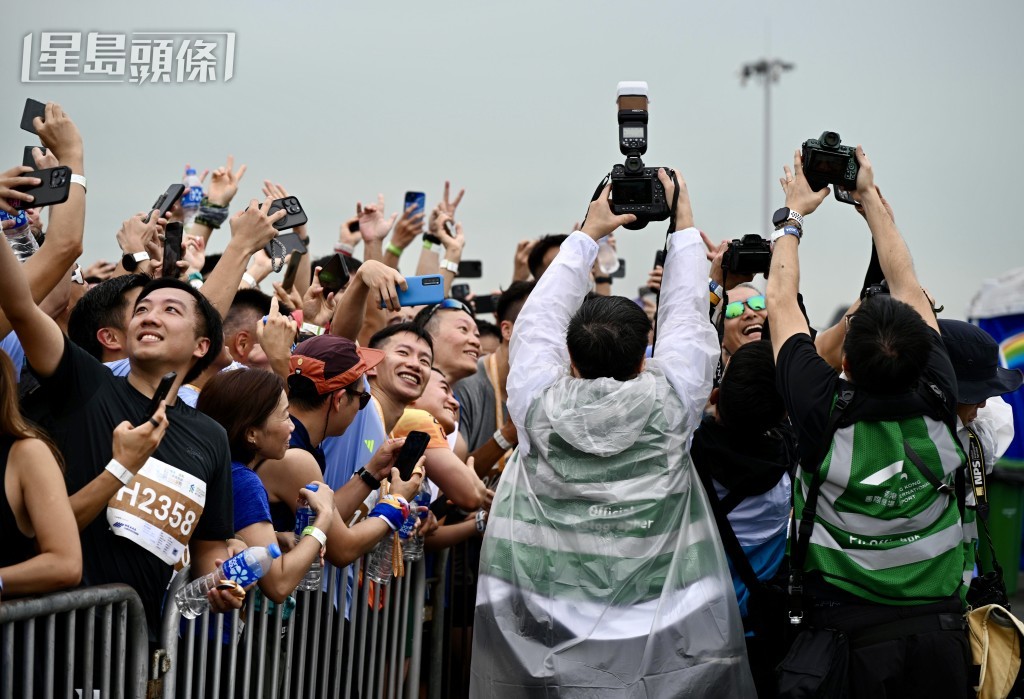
{"left": 417, "top": 297, "right": 475, "bottom": 326}
{"left": 724, "top": 295, "right": 767, "bottom": 319}
{"left": 344, "top": 387, "right": 372, "bottom": 410}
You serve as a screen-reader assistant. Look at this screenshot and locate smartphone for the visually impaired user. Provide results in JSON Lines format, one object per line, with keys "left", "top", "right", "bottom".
{"left": 348, "top": 220, "right": 360, "bottom": 233}
{"left": 456, "top": 260, "right": 482, "bottom": 278}
{"left": 20, "top": 99, "right": 46, "bottom": 134}
{"left": 380, "top": 275, "right": 445, "bottom": 309}
{"left": 318, "top": 254, "right": 350, "bottom": 297}
{"left": 451, "top": 283, "right": 470, "bottom": 301}
{"left": 266, "top": 196, "right": 308, "bottom": 231}
{"left": 404, "top": 191, "right": 426, "bottom": 219}
{"left": 281, "top": 251, "right": 303, "bottom": 292}
{"left": 394, "top": 431, "right": 431, "bottom": 480}
{"left": 162, "top": 222, "right": 184, "bottom": 278}
{"left": 147, "top": 184, "right": 186, "bottom": 222}
{"left": 139, "top": 371, "right": 177, "bottom": 426}
{"left": 611, "top": 259, "right": 626, "bottom": 279}
{"left": 13, "top": 166, "right": 71, "bottom": 209}
{"left": 22, "top": 145, "right": 46, "bottom": 168}
{"left": 264, "top": 231, "right": 308, "bottom": 260}
{"left": 472, "top": 293, "right": 499, "bottom": 315}
{"left": 654, "top": 249, "right": 666, "bottom": 268}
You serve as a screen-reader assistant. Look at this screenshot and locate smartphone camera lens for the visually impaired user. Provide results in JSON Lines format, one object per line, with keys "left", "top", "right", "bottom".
{"left": 287, "top": 205, "right": 300, "bottom": 214}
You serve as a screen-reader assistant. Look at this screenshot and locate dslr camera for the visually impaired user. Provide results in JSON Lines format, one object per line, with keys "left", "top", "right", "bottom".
{"left": 801, "top": 131, "right": 859, "bottom": 205}
{"left": 609, "top": 81, "right": 670, "bottom": 230}
{"left": 722, "top": 234, "right": 772, "bottom": 276}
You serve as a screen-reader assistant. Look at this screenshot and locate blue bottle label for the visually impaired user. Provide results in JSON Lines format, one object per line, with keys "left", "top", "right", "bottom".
{"left": 183, "top": 185, "right": 203, "bottom": 208}
{"left": 0, "top": 210, "right": 28, "bottom": 227}
{"left": 223, "top": 551, "right": 260, "bottom": 587}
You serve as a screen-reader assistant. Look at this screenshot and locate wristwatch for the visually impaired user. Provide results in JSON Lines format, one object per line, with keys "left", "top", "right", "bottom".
{"left": 772, "top": 207, "right": 804, "bottom": 231}
{"left": 355, "top": 467, "right": 381, "bottom": 490}
{"left": 121, "top": 251, "right": 150, "bottom": 272}
{"left": 439, "top": 258, "right": 459, "bottom": 274}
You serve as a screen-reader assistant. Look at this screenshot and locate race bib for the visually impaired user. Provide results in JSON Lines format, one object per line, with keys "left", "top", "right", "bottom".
{"left": 106, "top": 456, "right": 207, "bottom": 565}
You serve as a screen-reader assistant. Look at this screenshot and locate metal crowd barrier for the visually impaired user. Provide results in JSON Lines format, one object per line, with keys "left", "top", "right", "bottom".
{"left": 0, "top": 584, "right": 148, "bottom": 699}
{"left": 154, "top": 556, "right": 428, "bottom": 698}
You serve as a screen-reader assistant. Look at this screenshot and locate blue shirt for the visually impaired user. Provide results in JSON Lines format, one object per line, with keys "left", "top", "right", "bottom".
{"left": 1, "top": 332, "right": 25, "bottom": 381}
{"left": 231, "top": 462, "right": 272, "bottom": 532}
{"left": 322, "top": 387, "right": 387, "bottom": 491}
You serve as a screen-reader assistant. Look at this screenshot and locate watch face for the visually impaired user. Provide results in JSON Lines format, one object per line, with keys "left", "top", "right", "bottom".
{"left": 122, "top": 254, "right": 136, "bottom": 271}
{"left": 772, "top": 207, "right": 790, "bottom": 228}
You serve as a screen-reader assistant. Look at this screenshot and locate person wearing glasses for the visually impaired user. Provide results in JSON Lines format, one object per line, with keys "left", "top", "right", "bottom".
{"left": 247, "top": 334, "right": 424, "bottom": 568}
{"left": 472, "top": 170, "right": 754, "bottom": 696}
{"left": 719, "top": 284, "right": 767, "bottom": 364}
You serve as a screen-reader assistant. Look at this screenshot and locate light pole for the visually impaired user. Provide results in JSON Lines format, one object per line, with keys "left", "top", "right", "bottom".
{"left": 741, "top": 59, "right": 794, "bottom": 231}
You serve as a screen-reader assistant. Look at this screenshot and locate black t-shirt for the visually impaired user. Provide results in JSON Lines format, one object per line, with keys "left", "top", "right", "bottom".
{"left": 775, "top": 327, "right": 958, "bottom": 602}
{"left": 26, "top": 337, "right": 233, "bottom": 634}
{"left": 776, "top": 328, "right": 957, "bottom": 471}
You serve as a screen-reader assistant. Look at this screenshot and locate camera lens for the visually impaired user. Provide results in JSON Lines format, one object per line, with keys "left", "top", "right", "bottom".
{"left": 822, "top": 132, "right": 841, "bottom": 148}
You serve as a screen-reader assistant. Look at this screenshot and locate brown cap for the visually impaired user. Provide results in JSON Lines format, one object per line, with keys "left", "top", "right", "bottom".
{"left": 289, "top": 335, "right": 384, "bottom": 395}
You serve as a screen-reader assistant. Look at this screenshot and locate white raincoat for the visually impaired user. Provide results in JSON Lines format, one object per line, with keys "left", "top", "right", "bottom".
{"left": 470, "top": 231, "right": 754, "bottom": 698}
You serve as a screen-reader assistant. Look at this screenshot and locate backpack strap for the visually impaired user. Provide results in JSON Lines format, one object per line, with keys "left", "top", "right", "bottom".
{"left": 788, "top": 388, "right": 855, "bottom": 625}
{"left": 697, "top": 468, "right": 764, "bottom": 601}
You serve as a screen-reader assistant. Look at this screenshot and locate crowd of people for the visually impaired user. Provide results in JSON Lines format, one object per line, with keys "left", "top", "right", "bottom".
{"left": 1, "top": 102, "right": 1022, "bottom": 699}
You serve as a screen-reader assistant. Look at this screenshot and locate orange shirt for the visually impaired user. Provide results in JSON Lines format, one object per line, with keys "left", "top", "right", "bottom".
{"left": 392, "top": 409, "right": 449, "bottom": 450}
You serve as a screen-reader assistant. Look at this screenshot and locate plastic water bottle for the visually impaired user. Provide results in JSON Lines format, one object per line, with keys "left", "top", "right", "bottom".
{"left": 0, "top": 210, "right": 39, "bottom": 262}
{"left": 174, "top": 544, "right": 281, "bottom": 619}
{"left": 399, "top": 481, "right": 431, "bottom": 561}
{"left": 181, "top": 167, "right": 204, "bottom": 230}
{"left": 365, "top": 535, "right": 395, "bottom": 585}
{"left": 294, "top": 484, "right": 323, "bottom": 591}
{"left": 597, "top": 236, "right": 620, "bottom": 276}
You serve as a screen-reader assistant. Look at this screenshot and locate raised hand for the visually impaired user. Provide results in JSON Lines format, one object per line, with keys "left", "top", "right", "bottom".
{"left": 357, "top": 194, "right": 399, "bottom": 243}
{"left": 579, "top": 184, "right": 637, "bottom": 240}
{"left": 207, "top": 155, "right": 247, "bottom": 207}
{"left": 0, "top": 166, "right": 41, "bottom": 215}
{"left": 780, "top": 149, "right": 830, "bottom": 219}
{"left": 228, "top": 197, "right": 287, "bottom": 254}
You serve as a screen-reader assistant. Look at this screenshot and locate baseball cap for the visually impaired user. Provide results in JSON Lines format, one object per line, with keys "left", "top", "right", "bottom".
{"left": 939, "top": 319, "right": 1023, "bottom": 405}
{"left": 289, "top": 335, "right": 384, "bottom": 395}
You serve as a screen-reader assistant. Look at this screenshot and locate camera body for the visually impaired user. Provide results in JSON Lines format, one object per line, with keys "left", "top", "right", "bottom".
{"left": 722, "top": 234, "right": 772, "bottom": 276}
{"left": 608, "top": 81, "right": 670, "bottom": 230}
{"left": 610, "top": 163, "right": 669, "bottom": 229}
{"left": 801, "top": 131, "right": 859, "bottom": 195}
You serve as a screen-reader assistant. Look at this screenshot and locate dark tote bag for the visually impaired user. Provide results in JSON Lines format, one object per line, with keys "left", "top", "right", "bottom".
{"left": 775, "top": 627, "right": 849, "bottom": 699}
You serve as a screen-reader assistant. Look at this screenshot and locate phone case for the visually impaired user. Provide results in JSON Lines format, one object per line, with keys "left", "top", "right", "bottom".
{"left": 265, "top": 232, "right": 308, "bottom": 259}
{"left": 404, "top": 191, "right": 426, "bottom": 218}
{"left": 267, "top": 196, "right": 308, "bottom": 231}
{"left": 472, "top": 294, "right": 499, "bottom": 315}
{"left": 152, "top": 184, "right": 185, "bottom": 217}
{"left": 20, "top": 99, "right": 45, "bottom": 134}
{"left": 162, "top": 223, "right": 184, "bottom": 278}
{"left": 383, "top": 275, "right": 445, "bottom": 308}
{"left": 318, "top": 254, "right": 350, "bottom": 294}
{"left": 13, "top": 166, "right": 71, "bottom": 209}
{"left": 456, "top": 260, "right": 483, "bottom": 278}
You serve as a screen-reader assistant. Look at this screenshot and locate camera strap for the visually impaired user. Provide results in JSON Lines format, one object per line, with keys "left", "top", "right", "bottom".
{"left": 648, "top": 169, "right": 679, "bottom": 358}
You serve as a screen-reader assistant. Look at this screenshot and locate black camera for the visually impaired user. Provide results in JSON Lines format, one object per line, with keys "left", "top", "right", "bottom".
{"left": 608, "top": 82, "right": 670, "bottom": 230}
{"left": 801, "top": 131, "right": 859, "bottom": 204}
{"left": 722, "top": 234, "right": 772, "bottom": 276}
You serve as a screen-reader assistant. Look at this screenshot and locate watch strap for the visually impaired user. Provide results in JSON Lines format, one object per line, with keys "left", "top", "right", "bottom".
{"left": 439, "top": 258, "right": 459, "bottom": 274}
{"left": 70, "top": 173, "right": 87, "bottom": 193}
{"left": 302, "top": 525, "right": 328, "bottom": 549}
{"left": 356, "top": 467, "right": 381, "bottom": 490}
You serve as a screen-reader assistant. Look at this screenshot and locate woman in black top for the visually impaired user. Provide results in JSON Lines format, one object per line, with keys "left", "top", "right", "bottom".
{"left": 0, "top": 351, "right": 81, "bottom": 598}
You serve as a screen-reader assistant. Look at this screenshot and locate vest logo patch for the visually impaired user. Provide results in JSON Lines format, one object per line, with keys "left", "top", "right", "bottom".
{"left": 364, "top": 439, "right": 375, "bottom": 453}
{"left": 860, "top": 460, "right": 905, "bottom": 486}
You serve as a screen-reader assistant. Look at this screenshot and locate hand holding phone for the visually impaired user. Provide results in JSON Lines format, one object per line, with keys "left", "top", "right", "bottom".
{"left": 394, "top": 431, "right": 431, "bottom": 481}
{"left": 20, "top": 99, "right": 46, "bottom": 134}
{"left": 12, "top": 166, "right": 71, "bottom": 209}
{"left": 379, "top": 275, "right": 444, "bottom": 309}
{"left": 145, "top": 184, "right": 185, "bottom": 223}
{"left": 318, "top": 254, "right": 350, "bottom": 298}
{"left": 138, "top": 372, "right": 177, "bottom": 426}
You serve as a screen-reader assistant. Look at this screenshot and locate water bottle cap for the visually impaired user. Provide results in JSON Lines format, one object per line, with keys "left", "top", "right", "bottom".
{"left": 305, "top": 483, "right": 319, "bottom": 492}
{"left": 185, "top": 167, "right": 197, "bottom": 175}
{"left": 268, "top": 543, "right": 282, "bottom": 558}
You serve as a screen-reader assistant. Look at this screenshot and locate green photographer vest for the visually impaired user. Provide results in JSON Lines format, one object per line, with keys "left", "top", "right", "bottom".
{"left": 794, "top": 383, "right": 967, "bottom": 604}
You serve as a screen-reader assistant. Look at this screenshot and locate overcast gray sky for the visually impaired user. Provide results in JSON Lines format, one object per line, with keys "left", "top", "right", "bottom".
{"left": 4, "top": 0, "right": 1022, "bottom": 326}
